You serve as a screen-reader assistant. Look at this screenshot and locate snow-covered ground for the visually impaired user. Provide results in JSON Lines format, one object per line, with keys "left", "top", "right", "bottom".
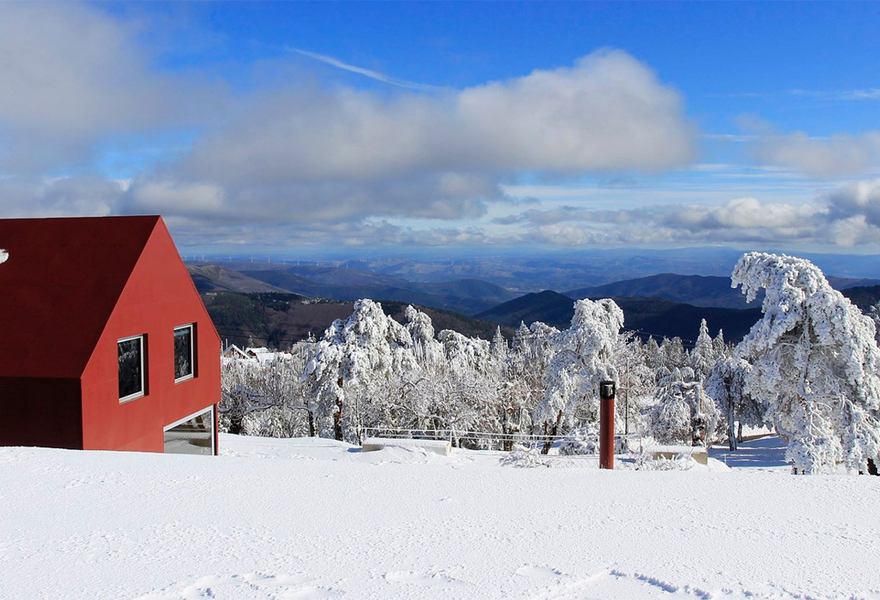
{"left": 2, "top": 435, "right": 879, "bottom": 599}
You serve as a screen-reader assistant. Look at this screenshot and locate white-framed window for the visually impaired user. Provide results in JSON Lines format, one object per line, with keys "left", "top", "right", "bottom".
{"left": 173, "top": 324, "right": 195, "bottom": 383}
{"left": 164, "top": 406, "right": 214, "bottom": 455}
{"left": 118, "top": 334, "right": 145, "bottom": 402}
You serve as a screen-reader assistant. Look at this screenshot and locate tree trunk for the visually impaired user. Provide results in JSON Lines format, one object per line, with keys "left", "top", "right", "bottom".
{"left": 307, "top": 410, "right": 316, "bottom": 438}
{"left": 333, "top": 398, "right": 344, "bottom": 442}
{"left": 333, "top": 377, "right": 345, "bottom": 442}
{"left": 728, "top": 402, "right": 737, "bottom": 451}
{"left": 541, "top": 410, "right": 563, "bottom": 455}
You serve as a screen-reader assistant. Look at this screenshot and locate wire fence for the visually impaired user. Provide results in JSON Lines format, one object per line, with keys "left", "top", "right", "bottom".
{"left": 359, "top": 426, "right": 650, "bottom": 454}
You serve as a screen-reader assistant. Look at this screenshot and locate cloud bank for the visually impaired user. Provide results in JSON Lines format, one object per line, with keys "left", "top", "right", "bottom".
{"left": 499, "top": 180, "right": 880, "bottom": 249}
{"left": 2, "top": 2, "right": 878, "bottom": 254}
{"left": 0, "top": 1, "right": 695, "bottom": 232}
{"left": 120, "top": 49, "right": 695, "bottom": 226}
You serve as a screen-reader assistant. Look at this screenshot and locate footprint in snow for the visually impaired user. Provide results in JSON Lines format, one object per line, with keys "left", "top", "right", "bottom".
{"left": 528, "top": 568, "right": 716, "bottom": 600}
{"left": 384, "top": 570, "right": 470, "bottom": 588}
{"left": 515, "top": 564, "right": 568, "bottom": 580}
{"left": 135, "top": 572, "right": 342, "bottom": 599}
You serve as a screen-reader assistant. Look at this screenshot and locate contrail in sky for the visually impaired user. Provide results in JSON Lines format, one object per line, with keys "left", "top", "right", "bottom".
{"left": 287, "top": 47, "right": 443, "bottom": 92}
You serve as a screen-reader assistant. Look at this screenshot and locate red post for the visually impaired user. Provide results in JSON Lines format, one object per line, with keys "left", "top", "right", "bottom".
{"left": 599, "top": 381, "right": 615, "bottom": 470}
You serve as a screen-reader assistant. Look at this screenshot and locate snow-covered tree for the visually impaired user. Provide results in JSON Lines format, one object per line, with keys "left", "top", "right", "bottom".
{"left": 705, "top": 357, "right": 765, "bottom": 450}
{"left": 661, "top": 336, "right": 686, "bottom": 370}
{"left": 644, "top": 336, "right": 664, "bottom": 372}
{"left": 404, "top": 305, "right": 444, "bottom": 365}
{"left": 649, "top": 367, "right": 720, "bottom": 446}
{"left": 220, "top": 357, "right": 270, "bottom": 435}
{"left": 732, "top": 252, "right": 880, "bottom": 473}
{"left": 689, "top": 319, "right": 716, "bottom": 381}
{"left": 614, "top": 333, "right": 655, "bottom": 435}
{"left": 303, "top": 299, "right": 418, "bottom": 442}
{"left": 509, "top": 321, "right": 559, "bottom": 430}
{"left": 713, "top": 328, "right": 727, "bottom": 358}
{"left": 437, "top": 329, "right": 501, "bottom": 444}
{"left": 536, "top": 299, "right": 623, "bottom": 445}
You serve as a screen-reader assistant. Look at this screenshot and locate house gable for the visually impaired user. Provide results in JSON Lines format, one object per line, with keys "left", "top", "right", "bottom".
{"left": 80, "top": 218, "right": 221, "bottom": 452}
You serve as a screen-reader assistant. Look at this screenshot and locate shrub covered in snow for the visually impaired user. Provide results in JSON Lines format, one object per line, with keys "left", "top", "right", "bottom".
{"left": 499, "top": 445, "right": 551, "bottom": 468}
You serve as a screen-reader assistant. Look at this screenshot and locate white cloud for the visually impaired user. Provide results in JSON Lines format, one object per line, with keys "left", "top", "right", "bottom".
{"left": 739, "top": 117, "right": 880, "bottom": 178}
{"left": 825, "top": 179, "right": 880, "bottom": 226}
{"left": 666, "top": 197, "right": 825, "bottom": 231}
{"left": 756, "top": 131, "right": 880, "bottom": 178}
{"left": 177, "top": 49, "right": 693, "bottom": 183}
{"left": 501, "top": 184, "right": 880, "bottom": 249}
{"left": 0, "top": 2, "right": 221, "bottom": 172}
{"left": 0, "top": 176, "right": 123, "bottom": 217}
{"left": 119, "top": 48, "right": 694, "bottom": 226}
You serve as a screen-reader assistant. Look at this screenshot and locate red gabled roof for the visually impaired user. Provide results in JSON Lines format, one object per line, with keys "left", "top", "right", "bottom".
{"left": 0, "top": 216, "right": 161, "bottom": 379}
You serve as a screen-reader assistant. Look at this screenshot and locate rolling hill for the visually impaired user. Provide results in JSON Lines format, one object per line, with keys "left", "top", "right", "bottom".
{"left": 567, "top": 273, "right": 880, "bottom": 310}
{"left": 204, "top": 292, "right": 514, "bottom": 349}
{"left": 187, "top": 264, "right": 289, "bottom": 294}
{"left": 235, "top": 267, "right": 518, "bottom": 315}
{"left": 477, "top": 290, "right": 762, "bottom": 344}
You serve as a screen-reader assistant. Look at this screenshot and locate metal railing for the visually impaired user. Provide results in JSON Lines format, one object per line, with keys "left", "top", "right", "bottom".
{"left": 359, "top": 426, "right": 649, "bottom": 453}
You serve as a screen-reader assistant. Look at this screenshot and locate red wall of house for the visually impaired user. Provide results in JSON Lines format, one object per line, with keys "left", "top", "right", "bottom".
{"left": 80, "top": 221, "right": 221, "bottom": 453}
{"left": 0, "top": 378, "right": 83, "bottom": 449}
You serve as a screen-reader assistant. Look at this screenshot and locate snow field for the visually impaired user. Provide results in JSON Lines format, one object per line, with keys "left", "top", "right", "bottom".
{"left": 1, "top": 434, "right": 879, "bottom": 599}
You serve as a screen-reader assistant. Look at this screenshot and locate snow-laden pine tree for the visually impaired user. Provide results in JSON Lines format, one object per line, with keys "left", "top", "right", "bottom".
{"left": 644, "top": 337, "right": 663, "bottom": 370}
{"left": 536, "top": 299, "right": 623, "bottom": 444}
{"left": 689, "top": 319, "right": 716, "bottom": 381}
{"left": 303, "top": 299, "right": 418, "bottom": 442}
{"left": 732, "top": 252, "right": 880, "bottom": 473}
{"left": 713, "top": 328, "right": 727, "bottom": 358}
{"left": 661, "top": 337, "right": 687, "bottom": 373}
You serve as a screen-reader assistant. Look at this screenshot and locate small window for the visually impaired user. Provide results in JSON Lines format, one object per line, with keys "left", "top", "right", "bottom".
{"left": 174, "top": 324, "right": 195, "bottom": 382}
{"left": 118, "top": 335, "right": 145, "bottom": 402}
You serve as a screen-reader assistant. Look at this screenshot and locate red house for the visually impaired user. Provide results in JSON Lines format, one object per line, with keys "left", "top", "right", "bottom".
{"left": 0, "top": 215, "right": 220, "bottom": 455}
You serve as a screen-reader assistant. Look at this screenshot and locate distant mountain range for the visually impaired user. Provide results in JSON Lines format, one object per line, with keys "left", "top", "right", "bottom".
{"left": 188, "top": 264, "right": 516, "bottom": 315}
{"left": 566, "top": 274, "right": 759, "bottom": 310}
{"left": 191, "top": 261, "right": 880, "bottom": 349}
{"left": 211, "top": 247, "right": 880, "bottom": 292}
{"left": 205, "top": 292, "right": 514, "bottom": 350}
{"left": 476, "top": 283, "right": 880, "bottom": 346}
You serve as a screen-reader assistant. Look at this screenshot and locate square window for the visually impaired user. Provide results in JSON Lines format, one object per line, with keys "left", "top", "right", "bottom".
{"left": 118, "top": 335, "right": 145, "bottom": 402}
{"left": 174, "top": 325, "right": 195, "bottom": 382}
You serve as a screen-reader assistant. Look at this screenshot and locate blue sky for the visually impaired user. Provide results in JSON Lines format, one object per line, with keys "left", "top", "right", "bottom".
{"left": 1, "top": 1, "right": 880, "bottom": 256}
